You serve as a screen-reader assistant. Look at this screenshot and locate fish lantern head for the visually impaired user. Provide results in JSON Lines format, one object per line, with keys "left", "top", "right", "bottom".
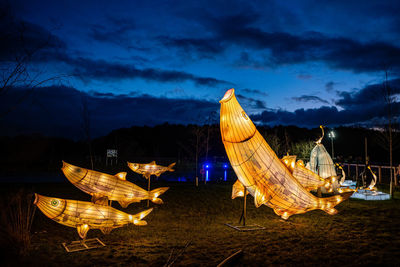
{"left": 34, "top": 193, "right": 66, "bottom": 218}
{"left": 219, "top": 89, "right": 257, "bottom": 143}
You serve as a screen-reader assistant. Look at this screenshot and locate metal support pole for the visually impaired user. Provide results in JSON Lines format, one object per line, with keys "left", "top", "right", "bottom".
{"left": 147, "top": 176, "right": 151, "bottom": 207}
{"left": 238, "top": 187, "right": 247, "bottom": 226}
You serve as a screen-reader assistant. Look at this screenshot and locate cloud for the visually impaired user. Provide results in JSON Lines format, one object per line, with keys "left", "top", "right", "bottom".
{"left": 325, "top": 81, "right": 336, "bottom": 92}
{"left": 89, "top": 17, "right": 137, "bottom": 48}
{"left": 67, "top": 57, "right": 231, "bottom": 87}
{"left": 291, "top": 95, "right": 330, "bottom": 104}
{"left": 0, "top": 86, "right": 220, "bottom": 138}
{"left": 252, "top": 79, "right": 400, "bottom": 127}
{"left": 242, "top": 88, "right": 268, "bottom": 97}
{"left": 161, "top": 12, "right": 400, "bottom": 73}
{"left": 236, "top": 94, "right": 267, "bottom": 109}
{"left": 0, "top": 6, "right": 66, "bottom": 62}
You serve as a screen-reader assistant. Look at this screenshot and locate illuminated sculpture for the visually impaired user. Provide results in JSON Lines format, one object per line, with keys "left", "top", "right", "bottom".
{"left": 127, "top": 161, "right": 176, "bottom": 179}
{"left": 62, "top": 161, "right": 169, "bottom": 207}
{"left": 281, "top": 155, "right": 335, "bottom": 192}
{"left": 220, "top": 89, "right": 352, "bottom": 219}
{"left": 308, "top": 126, "right": 337, "bottom": 178}
{"left": 34, "top": 193, "right": 152, "bottom": 239}
{"left": 367, "top": 166, "right": 377, "bottom": 190}
{"left": 336, "top": 163, "right": 346, "bottom": 185}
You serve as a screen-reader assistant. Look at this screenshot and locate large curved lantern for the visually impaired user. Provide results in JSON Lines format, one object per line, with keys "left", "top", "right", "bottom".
{"left": 220, "top": 89, "right": 352, "bottom": 219}
{"left": 62, "top": 161, "right": 169, "bottom": 207}
{"left": 34, "top": 194, "right": 152, "bottom": 239}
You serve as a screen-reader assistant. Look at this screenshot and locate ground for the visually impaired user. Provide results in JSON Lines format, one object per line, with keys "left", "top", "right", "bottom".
{"left": 2, "top": 181, "right": 400, "bottom": 266}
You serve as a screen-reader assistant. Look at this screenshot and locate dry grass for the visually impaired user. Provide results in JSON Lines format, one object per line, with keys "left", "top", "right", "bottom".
{"left": 1, "top": 182, "right": 400, "bottom": 266}
{"left": 0, "top": 190, "right": 36, "bottom": 257}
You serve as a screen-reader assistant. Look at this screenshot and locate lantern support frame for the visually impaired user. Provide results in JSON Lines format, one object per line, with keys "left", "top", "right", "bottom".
{"left": 225, "top": 187, "right": 265, "bottom": 231}
{"left": 62, "top": 238, "right": 106, "bottom": 252}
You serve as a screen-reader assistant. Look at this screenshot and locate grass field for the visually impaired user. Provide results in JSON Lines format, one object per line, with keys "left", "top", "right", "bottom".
{"left": 2, "top": 181, "right": 400, "bottom": 266}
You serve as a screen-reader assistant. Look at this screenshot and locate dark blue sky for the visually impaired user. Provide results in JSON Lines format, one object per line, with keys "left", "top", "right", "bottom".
{"left": 1, "top": 0, "right": 400, "bottom": 138}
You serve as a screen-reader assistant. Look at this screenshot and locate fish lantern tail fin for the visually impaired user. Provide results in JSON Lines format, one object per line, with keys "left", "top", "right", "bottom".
{"left": 319, "top": 191, "right": 354, "bottom": 215}
{"left": 323, "top": 176, "right": 339, "bottom": 193}
{"left": 167, "top": 162, "right": 176, "bottom": 172}
{"left": 130, "top": 208, "right": 153, "bottom": 225}
{"left": 149, "top": 187, "right": 169, "bottom": 204}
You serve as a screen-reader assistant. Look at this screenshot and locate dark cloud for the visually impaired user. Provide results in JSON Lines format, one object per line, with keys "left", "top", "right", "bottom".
{"left": 297, "top": 74, "right": 312, "bottom": 80}
{"left": 0, "top": 86, "right": 219, "bottom": 138}
{"left": 159, "top": 36, "right": 224, "bottom": 58}
{"left": 252, "top": 79, "right": 400, "bottom": 127}
{"left": 325, "top": 81, "right": 336, "bottom": 92}
{"left": 89, "top": 17, "right": 137, "bottom": 48}
{"left": 67, "top": 57, "right": 231, "bottom": 87}
{"left": 242, "top": 88, "right": 268, "bottom": 97}
{"left": 292, "top": 95, "right": 330, "bottom": 105}
{"left": 335, "top": 78, "right": 400, "bottom": 109}
{"left": 0, "top": 6, "right": 65, "bottom": 62}
{"left": 236, "top": 94, "right": 267, "bottom": 109}
{"left": 161, "top": 12, "right": 400, "bottom": 73}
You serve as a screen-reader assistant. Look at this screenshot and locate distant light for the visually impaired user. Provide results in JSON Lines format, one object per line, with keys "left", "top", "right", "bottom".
{"left": 329, "top": 131, "right": 335, "bottom": 138}
{"left": 223, "top": 164, "right": 228, "bottom": 168}
{"left": 205, "top": 164, "right": 210, "bottom": 169}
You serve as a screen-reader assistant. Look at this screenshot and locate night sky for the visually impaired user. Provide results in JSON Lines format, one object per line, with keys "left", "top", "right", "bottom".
{"left": 1, "top": 0, "right": 400, "bottom": 138}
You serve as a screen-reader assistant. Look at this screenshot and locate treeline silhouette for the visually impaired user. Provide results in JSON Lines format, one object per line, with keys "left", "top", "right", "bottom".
{"left": 0, "top": 123, "right": 397, "bottom": 175}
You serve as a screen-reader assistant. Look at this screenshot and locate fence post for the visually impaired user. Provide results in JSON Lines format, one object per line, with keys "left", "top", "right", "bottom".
{"left": 378, "top": 166, "right": 382, "bottom": 183}
{"left": 394, "top": 167, "right": 398, "bottom": 186}
{"left": 347, "top": 164, "right": 350, "bottom": 179}
{"left": 355, "top": 164, "right": 358, "bottom": 179}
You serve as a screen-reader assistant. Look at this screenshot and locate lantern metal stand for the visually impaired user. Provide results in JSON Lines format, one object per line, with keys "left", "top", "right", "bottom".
{"left": 62, "top": 238, "right": 106, "bottom": 252}
{"left": 225, "top": 188, "right": 265, "bottom": 231}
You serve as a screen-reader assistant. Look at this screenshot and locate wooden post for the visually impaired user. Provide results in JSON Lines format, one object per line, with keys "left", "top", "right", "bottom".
{"left": 356, "top": 164, "right": 359, "bottom": 179}
{"left": 347, "top": 164, "right": 350, "bottom": 179}
{"left": 394, "top": 167, "right": 398, "bottom": 186}
{"left": 195, "top": 177, "right": 198, "bottom": 187}
{"left": 378, "top": 166, "right": 382, "bottom": 183}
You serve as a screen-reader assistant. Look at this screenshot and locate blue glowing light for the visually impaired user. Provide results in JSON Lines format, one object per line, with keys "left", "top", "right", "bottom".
{"left": 206, "top": 170, "right": 209, "bottom": 181}
{"left": 223, "top": 164, "right": 228, "bottom": 168}
{"left": 224, "top": 170, "right": 227, "bottom": 181}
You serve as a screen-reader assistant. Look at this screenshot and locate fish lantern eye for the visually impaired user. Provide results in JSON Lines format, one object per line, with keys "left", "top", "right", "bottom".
{"left": 50, "top": 199, "right": 60, "bottom": 207}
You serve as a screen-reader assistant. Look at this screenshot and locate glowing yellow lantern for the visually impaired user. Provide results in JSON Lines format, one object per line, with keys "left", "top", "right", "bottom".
{"left": 308, "top": 126, "right": 337, "bottom": 179}
{"left": 231, "top": 179, "right": 249, "bottom": 199}
{"left": 34, "top": 194, "right": 152, "bottom": 239}
{"left": 62, "top": 161, "right": 169, "bottom": 207}
{"left": 281, "top": 155, "right": 336, "bottom": 192}
{"left": 220, "top": 89, "right": 353, "bottom": 219}
{"left": 127, "top": 161, "right": 176, "bottom": 179}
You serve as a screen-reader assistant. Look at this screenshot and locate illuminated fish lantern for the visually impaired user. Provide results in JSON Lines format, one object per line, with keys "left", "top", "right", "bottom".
{"left": 127, "top": 161, "right": 176, "bottom": 179}
{"left": 34, "top": 193, "right": 152, "bottom": 239}
{"left": 61, "top": 161, "right": 169, "bottom": 207}
{"left": 281, "top": 155, "right": 335, "bottom": 192}
{"left": 231, "top": 180, "right": 249, "bottom": 199}
{"left": 308, "top": 126, "right": 337, "bottom": 179}
{"left": 220, "top": 89, "right": 352, "bottom": 219}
